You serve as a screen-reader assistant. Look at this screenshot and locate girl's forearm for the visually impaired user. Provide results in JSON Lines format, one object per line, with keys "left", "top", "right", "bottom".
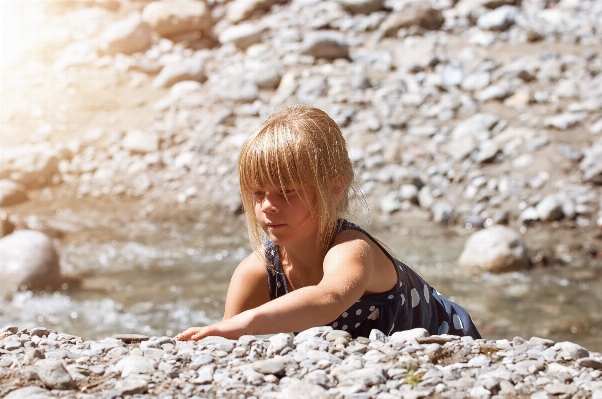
{"left": 247, "top": 286, "right": 349, "bottom": 334}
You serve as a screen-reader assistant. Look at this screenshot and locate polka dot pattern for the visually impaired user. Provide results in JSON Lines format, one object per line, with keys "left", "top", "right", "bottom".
{"left": 411, "top": 288, "right": 420, "bottom": 308}
{"left": 264, "top": 219, "right": 482, "bottom": 340}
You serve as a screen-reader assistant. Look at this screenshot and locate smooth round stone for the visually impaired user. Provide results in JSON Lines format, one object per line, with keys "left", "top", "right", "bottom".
{"left": 577, "top": 358, "right": 602, "bottom": 370}
{"left": 112, "top": 334, "right": 149, "bottom": 343}
{"left": 325, "top": 330, "right": 352, "bottom": 342}
{"left": 252, "top": 359, "right": 286, "bottom": 376}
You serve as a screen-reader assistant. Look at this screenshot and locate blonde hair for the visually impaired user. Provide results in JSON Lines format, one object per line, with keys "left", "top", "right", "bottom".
{"left": 238, "top": 105, "right": 359, "bottom": 254}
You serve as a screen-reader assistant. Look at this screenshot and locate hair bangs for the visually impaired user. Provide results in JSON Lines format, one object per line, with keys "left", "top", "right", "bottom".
{"left": 239, "top": 126, "right": 310, "bottom": 194}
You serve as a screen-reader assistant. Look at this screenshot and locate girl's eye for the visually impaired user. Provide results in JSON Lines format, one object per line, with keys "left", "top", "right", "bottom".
{"left": 252, "top": 190, "right": 265, "bottom": 197}
{"left": 281, "top": 188, "right": 295, "bottom": 195}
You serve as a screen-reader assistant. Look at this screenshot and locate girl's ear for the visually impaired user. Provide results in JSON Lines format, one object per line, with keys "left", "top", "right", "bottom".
{"left": 332, "top": 176, "right": 346, "bottom": 204}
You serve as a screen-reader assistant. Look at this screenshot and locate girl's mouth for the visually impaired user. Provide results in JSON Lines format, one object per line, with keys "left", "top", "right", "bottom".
{"left": 267, "top": 223, "right": 286, "bottom": 229}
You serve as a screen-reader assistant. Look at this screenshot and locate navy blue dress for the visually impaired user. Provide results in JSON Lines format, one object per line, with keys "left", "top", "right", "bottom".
{"left": 266, "top": 219, "right": 481, "bottom": 339}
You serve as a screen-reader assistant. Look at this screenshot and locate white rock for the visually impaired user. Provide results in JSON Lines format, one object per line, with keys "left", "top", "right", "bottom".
{"left": 458, "top": 225, "right": 529, "bottom": 274}
{"left": 218, "top": 23, "right": 261, "bottom": 50}
{"left": 142, "top": 0, "right": 213, "bottom": 37}
{"left": 98, "top": 13, "right": 153, "bottom": 55}
{"left": 536, "top": 194, "right": 564, "bottom": 222}
{"left": 122, "top": 130, "right": 160, "bottom": 154}
{"left": 390, "top": 328, "right": 430, "bottom": 345}
{"left": 0, "top": 230, "right": 61, "bottom": 298}
{"left": 115, "top": 355, "right": 155, "bottom": 377}
{"left": 477, "top": 5, "right": 519, "bottom": 31}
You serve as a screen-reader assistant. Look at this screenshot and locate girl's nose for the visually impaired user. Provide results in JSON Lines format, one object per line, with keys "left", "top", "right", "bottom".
{"left": 261, "top": 194, "right": 278, "bottom": 212}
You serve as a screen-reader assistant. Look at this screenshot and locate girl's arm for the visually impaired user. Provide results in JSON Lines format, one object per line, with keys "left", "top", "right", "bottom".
{"left": 175, "top": 252, "right": 271, "bottom": 340}
{"left": 175, "top": 232, "right": 374, "bottom": 340}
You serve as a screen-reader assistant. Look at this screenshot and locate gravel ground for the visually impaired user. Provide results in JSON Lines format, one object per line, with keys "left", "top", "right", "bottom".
{"left": 1, "top": 325, "right": 602, "bottom": 399}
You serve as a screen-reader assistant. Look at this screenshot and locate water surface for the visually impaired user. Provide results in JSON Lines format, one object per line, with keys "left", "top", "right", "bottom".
{"left": 1, "top": 196, "right": 600, "bottom": 352}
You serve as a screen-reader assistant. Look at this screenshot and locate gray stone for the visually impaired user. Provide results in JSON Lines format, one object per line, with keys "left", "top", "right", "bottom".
{"left": 577, "top": 358, "right": 602, "bottom": 369}
{"left": 338, "top": 367, "right": 387, "bottom": 386}
{"left": 246, "top": 60, "right": 281, "bottom": 89}
{"left": 219, "top": 23, "right": 261, "bottom": 50}
{"left": 35, "top": 360, "right": 75, "bottom": 390}
{"left": 98, "top": 13, "right": 153, "bottom": 55}
{"left": 543, "top": 113, "right": 586, "bottom": 130}
{"left": 381, "top": 2, "right": 445, "bottom": 35}
{"left": 115, "top": 355, "right": 155, "bottom": 377}
{"left": 461, "top": 71, "right": 491, "bottom": 91}
{"left": 518, "top": 206, "right": 539, "bottom": 225}
{"left": 153, "top": 56, "right": 206, "bottom": 88}
{"left": 393, "top": 37, "right": 437, "bottom": 72}
{"left": 553, "top": 342, "right": 589, "bottom": 359}
{"left": 279, "top": 379, "right": 331, "bottom": 399}
{"left": 193, "top": 365, "right": 215, "bottom": 384}
{"left": 0, "top": 230, "right": 61, "bottom": 298}
{"left": 112, "top": 334, "right": 149, "bottom": 343}
{"left": 399, "top": 184, "right": 419, "bottom": 204}
{"left": 1, "top": 325, "right": 18, "bottom": 334}
{"left": 252, "top": 359, "right": 286, "bottom": 376}
{"left": 476, "top": 83, "right": 513, "bottom": 102}
{"left": 301, "top": 31, "right": 349, "bottom": 60}
{"left": 544, "top": 383, "right": 577, "bottom": 396}
{"left": 142, "top": 0, "right": 213, "bottom": 37}
{"left": 122, "top": 130, "right": 160, "bottom": 154}
{"left": 459, "top": 225, "right": 529, "bottom": 274}
{"left": 338, "top": 0, "right": 384, "bottom": 14}
{"left": 267, "top": 333, "right": 293, "bottom": 356}
{"left": 452, "top": 113, "right": 499, "bottom": 139}
{"left": 390, "top": 328, "right": 429, "bottom": 346}
{"left": 579, "top": 140, "right": 602, "bottom": 184}
{"left": 512, "top": 153, "right": 534, "bottom": 169}
{"left": 0, "top": 180, "right": 28, "bottom": 207}
{"left": 325, "top": 330, "right": 352, "bottom": 342}
{"left": 477, "top": 5, "right": 518, "bottom": 31}
{"left": 214, "top": 79, "right": 259, "bottom": 102}
{"left": 4, "top": 387, "right": 53, "bottom": 399}
{"left": 589, "top": 118, "right": 602, "bottom": 135}
{"left": 472, "top": 140, "right": 500, "bottom": 163}
{"left": 536, "top": 194, "right": 564, "bottom": 221}
{"left": 115, "top": 379, "right": 149, "bottom": 396}
{"left": 432, "top": 201, "right": 454, "bottom": 224}
{"left": 380, "top": 191, "right": 402, "bottom": 214}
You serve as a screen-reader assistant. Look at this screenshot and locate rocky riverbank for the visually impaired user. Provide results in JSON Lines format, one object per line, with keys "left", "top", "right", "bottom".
{"left": 1, "top": 325, "right": 602, "bottom": 399}
{"left": 1, "top": 0, "right": 602, "bottom": 243}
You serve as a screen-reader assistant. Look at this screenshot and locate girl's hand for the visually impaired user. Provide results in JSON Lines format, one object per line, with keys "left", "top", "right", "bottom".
{"left": 174, "top": 311, "right": 255, "bottom": 341}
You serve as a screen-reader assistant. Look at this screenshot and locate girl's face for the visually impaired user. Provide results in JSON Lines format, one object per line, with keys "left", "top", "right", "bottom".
{"left": 252, "top": 183, "right": 319, "bottom": 247}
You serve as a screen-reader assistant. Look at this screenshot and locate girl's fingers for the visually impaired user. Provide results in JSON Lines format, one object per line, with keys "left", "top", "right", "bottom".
{"left": 174, "top": 327, "right": 203, "bottom": 341}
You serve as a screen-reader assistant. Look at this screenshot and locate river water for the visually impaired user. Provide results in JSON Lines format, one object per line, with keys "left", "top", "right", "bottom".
{"left": 1, "top": 195, "right": 601, "bottom": 352}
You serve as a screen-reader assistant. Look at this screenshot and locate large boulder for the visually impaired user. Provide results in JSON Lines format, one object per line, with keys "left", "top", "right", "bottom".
{"left": 142, "top": 0, "right": 214, "bottom": 38}
{"left": 380, "top": 2, "right": 445, "bottom": 36}
{"left": 98, "top": 12, "right": 153, "bottom": 55}
{"left": 458, "top": 226, "right": 529, "bottom": 274}
{"left": 0, "top": 230, "right": 61, "bottom": 298}
{"left": 0, "top": 145, "right": 61, "bottom": 188}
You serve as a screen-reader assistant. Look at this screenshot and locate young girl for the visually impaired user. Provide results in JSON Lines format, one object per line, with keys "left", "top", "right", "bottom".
{"left": 176, "top": 106, "right": 480, "bottom": 341}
